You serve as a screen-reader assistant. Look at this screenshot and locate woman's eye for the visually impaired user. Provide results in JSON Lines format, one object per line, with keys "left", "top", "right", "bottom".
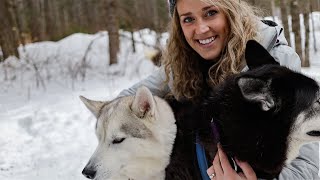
{"left": 206, "top": 10, "right": 217, "bottom": 17}
{"left": 183, "top": 17, "right": 194, "bottom": 23}
{"left": 112, "top": 138, "right": 125, "bottom": 144}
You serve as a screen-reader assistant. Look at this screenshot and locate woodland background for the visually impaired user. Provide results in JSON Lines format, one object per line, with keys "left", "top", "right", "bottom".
{"left": 0, "top": 1, "right": 320, "bottom": 179}
{"left": 0, "top": 0, "right": 320, "bottom": 66}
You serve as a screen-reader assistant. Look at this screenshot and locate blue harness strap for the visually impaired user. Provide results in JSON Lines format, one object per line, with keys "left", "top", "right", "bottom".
{"left": 196, "top": 120, "right": 238, "bottom": 180}
{"left": 196, "top": 133, "right": 210, "bottom": 180}
{"left": 196, "top": 120, "right": 221, "bottom": 180}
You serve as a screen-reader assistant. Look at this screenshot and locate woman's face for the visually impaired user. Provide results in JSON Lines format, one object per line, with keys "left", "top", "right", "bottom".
{"left": 177, "top": 0, "right": 229, "bottom": 61}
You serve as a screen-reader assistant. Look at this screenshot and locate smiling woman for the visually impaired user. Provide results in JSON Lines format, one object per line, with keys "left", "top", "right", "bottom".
{"left": 118, "top": 0, "right": 319, "bottom": 180}
{"left": 177, "top": 0, "right": 229, "bottom": 61}
{"left": 161, "top": 0, "right": 261, "bottom": 101}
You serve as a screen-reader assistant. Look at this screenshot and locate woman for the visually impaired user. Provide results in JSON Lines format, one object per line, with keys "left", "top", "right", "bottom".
{"left": 119, "top": 0, "right": 319, "bottom": 179}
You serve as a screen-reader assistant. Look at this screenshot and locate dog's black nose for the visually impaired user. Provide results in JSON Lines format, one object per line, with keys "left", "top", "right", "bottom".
{"left": 82, "top": 167, "right": 96, "bottom": 179}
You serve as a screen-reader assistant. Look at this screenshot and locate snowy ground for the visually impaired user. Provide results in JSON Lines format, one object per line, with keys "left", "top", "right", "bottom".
{"left": 0, "top": 13, "right": 320, "bottom": 180}
{"left": 0, "top": 30, "right": 161, "bottom": 180}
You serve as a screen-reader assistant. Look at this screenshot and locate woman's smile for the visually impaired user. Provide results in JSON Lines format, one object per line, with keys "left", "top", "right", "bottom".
{"left": 197, "top": 36, "right": 217, "bottom": 47}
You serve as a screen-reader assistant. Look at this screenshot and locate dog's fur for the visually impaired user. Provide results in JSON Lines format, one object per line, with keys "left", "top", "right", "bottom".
{"left": 80, "top": 87, "right": 177, "bottom": 180}
{"left": 200, "top": 40, "right": 320, "bottom": 178}
{"left": 81, "top": 40, "right": 320, "bottom": 180}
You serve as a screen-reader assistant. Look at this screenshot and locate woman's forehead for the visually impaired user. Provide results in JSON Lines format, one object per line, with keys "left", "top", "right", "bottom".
{"left": 176, "top": 0, "right": 218, "bottom": 14}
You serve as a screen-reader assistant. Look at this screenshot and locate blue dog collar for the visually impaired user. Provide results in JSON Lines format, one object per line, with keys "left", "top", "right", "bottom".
{"left": 196, "top": 133, "right": 210, "bottom": 180}
{"left": 196, "top": 119, "right": 238, "bottom": 180}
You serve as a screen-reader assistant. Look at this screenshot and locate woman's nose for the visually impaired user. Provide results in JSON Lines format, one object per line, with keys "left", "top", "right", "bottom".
{"left": 195, "top": 20, "right": 210, "bottom": 34}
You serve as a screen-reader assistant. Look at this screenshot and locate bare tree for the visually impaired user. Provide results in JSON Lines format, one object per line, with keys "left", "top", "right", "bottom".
{"left": 43, "top": 0, "right": 63, "bottom": 40}
{"left": 310, "top": 2, "right": 318, "bottom": 52}
{"left": 0, "top": 0, "right": 20, "bottom": 59}
{"left": 104, "top": 0, "right": 119, "bottom": 65}
{"left": 26, "top": 0, "right": 47, "bottom": 41}
{"left": 280, "top": 0, "right": 291, "bottom": 45}
{"left": 150, "top": 0, "right": 162, "bottom": 49}
{"left": 302, "top": 0, "right": 311, "bottom": 67}
{"left": 290, "top": 0, "right": 303, "bottom": 60}
{"left": 270, "top": 0, "right": 276, "bottom": 21}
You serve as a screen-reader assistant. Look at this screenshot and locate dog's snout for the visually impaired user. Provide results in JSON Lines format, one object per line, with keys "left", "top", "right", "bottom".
{"left": 82, "top": 167, "right": 96, "bottom": 179}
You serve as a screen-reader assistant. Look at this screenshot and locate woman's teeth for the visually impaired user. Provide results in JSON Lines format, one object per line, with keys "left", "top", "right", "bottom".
{"left": 199, "top": 36, "right": 216, "bottom": 45}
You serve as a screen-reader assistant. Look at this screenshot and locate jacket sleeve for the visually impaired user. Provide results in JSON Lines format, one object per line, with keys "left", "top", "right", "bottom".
{"left": 118, "top": 66, "right": 171, "bottom": 98}
{"left": 259, "top": 142, "right": 320, "bottom": 180}
{"left": 278, "top": 142, "right": 319, "bottom": 180}
{"left": 269, "top": 44, "right": 301, "bottom": 72}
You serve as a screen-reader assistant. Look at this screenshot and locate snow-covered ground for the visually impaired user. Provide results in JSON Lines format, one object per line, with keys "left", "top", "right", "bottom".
{"left": 0, "top": 13, "right": 320, "bottom": 180}
{"left": 0, "top": 29, "right": 163, "bottom": 180}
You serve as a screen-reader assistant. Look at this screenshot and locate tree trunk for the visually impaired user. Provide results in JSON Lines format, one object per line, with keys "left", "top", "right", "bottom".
{"left": 270, "top": 0, "right": 276, "bottom": 21}
{"left": 0, "top": 0, "right": 20, "bottom": 59}
{"left": 44, "top": 0, "right": 62, "bottom": 40}
{"left": 302, "top": 0, "right": 312, "bottom": 67}
{"left": 151, "top": 0, "right": 161, "bottom": 48}
{"left": 290, "top": 0, "right": 303, "bottom": 60}
{"left": 310, "top": 2, "right": 318, "bottom": 52}
{"left": 44, "top": 0, "right": 54, "bottom": 40}
{"left": 105, "top": 0, "right": 119, "bottom": 65}
{"left": 39, "top": 0, "right": 47, "bottom": 40}
{"left": 27, "top": 0, "right": 47, "bottom": 41}
{"left": 302, "top": 11, "right": 310, "bottom": 67}
{"left": 280, "top": 0, "right": 291, "bottom": 46}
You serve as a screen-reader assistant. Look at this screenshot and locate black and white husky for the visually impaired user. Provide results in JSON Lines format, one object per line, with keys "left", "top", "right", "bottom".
{"left": 201, "top": 40, "right": 320, "bottom": 178}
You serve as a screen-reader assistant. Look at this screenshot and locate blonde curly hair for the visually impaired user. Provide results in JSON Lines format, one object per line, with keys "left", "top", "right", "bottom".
{"left": 162, "top": 0, "right": 261, "bottom": 101}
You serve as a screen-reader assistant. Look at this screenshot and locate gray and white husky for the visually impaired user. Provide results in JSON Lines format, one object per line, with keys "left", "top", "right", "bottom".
{"left": 80, "top": 87, "right": 176, "bottom": 180}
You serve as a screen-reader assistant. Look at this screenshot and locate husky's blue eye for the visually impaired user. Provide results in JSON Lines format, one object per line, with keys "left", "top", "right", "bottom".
{"left": 112, "top": 138, "right": 125, "bottom": 144}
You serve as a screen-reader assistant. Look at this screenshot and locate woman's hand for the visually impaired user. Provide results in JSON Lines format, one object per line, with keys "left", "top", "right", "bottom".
{"left": 207, "top": 144, "right": 257, "bottom": 180}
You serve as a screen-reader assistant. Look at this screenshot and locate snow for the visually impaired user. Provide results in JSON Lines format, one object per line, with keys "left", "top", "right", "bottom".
{"left": 0, "top": 13, "right": 320, "bottom": 180}
{"left": 0, "top": 29, "right": 160, "bottom": 180}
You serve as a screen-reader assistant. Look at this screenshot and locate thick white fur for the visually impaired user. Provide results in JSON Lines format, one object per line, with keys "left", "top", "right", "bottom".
{"left": 81, "top": 86, "right": 176, "bottom": 180}
{"left": 287, "top": 106, "right": 320, "bottom": 164}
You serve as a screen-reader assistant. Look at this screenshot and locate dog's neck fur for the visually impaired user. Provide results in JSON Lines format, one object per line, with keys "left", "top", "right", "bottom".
{"left": 286, "top": 138, "right": 304, "bottom": 164}
{"left": 122, "top": 165, "right": 165, "bottom": 180}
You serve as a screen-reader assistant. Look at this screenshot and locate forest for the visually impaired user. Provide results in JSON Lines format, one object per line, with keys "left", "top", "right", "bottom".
{"left": 0, "top": 1, "right": 320, "bottom": 179}
{"left": 0, "top": 0, "right": 319, "bottom": 66}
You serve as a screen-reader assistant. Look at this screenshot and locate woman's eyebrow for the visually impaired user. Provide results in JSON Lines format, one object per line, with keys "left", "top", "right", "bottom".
{"left": 202, "top": 5, "right": 214, "bottom": 11}
{"left": 180, "top": 12, "right": 192, "bottom": 17}
{"left": 179, "top": 5, "right": 215, "bottom": 17}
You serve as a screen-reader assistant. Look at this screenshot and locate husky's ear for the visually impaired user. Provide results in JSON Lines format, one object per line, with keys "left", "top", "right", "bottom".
{"left": 80, "top": 96, "right": 106, "bottom": 118}
{"left": 237, "top": 77, "right": 275, "bottom": 111}
{"left": 131, "top": 86, "right": 155, "bottom": 118}
{"left": 245, "top": 40, "right": 279, "bottom": 70}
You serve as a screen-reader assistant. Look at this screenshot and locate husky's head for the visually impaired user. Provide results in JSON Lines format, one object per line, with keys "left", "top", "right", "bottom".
{"left": 241, "top": 41, "right": 320, "bottom": 162}
{"left": 205, "top": 40, "right": 320, "bottom": 178}
{"left": 80, "top": 86, "right": 176, "bottom": 180}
